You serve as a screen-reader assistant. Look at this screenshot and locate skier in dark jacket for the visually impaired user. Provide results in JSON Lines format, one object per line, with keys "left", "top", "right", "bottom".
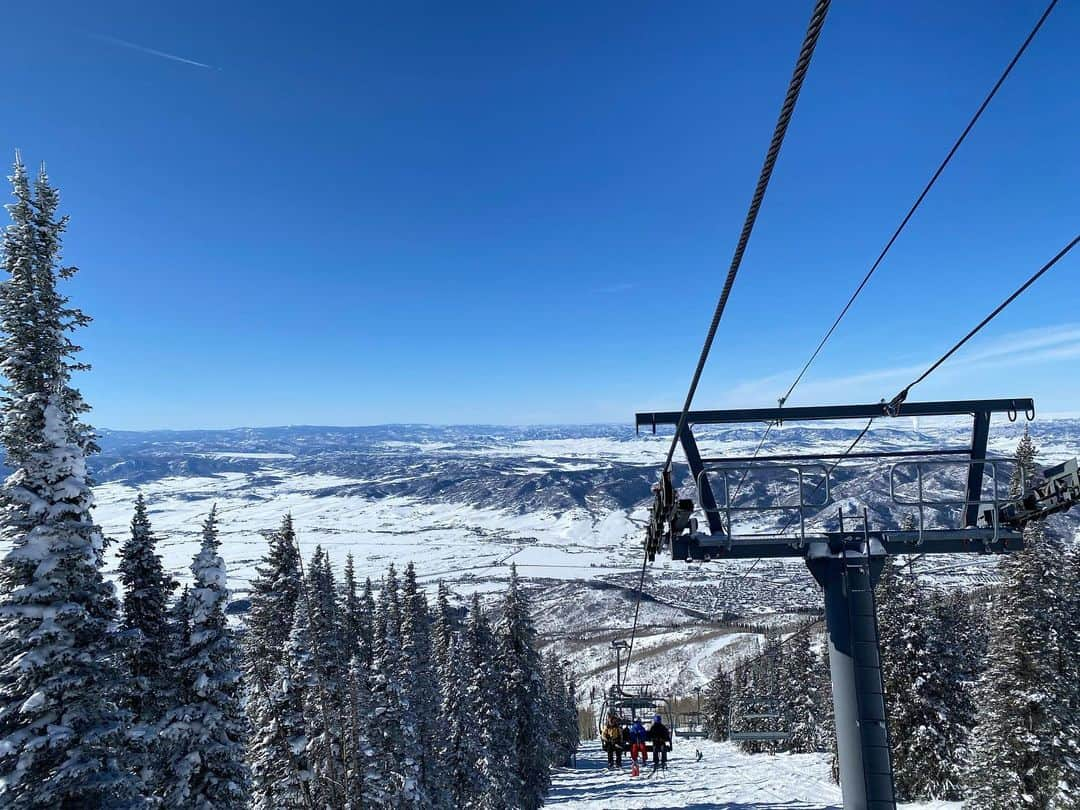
{"left": 647, "top": 714, "right": 671, "bottom": 769}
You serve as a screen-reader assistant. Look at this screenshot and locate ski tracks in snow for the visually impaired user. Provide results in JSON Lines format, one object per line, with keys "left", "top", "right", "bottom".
{"left": 548, "top": 740, "right": 964, "bottom": 809}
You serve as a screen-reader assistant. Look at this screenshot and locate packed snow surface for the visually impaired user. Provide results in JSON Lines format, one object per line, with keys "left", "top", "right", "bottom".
{"left": 549, "top": 740, "right": 960, "bottom": 809}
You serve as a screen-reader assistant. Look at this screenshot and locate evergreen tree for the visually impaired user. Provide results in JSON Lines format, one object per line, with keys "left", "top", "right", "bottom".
{"left": 119, "top": 494, "right": 176, "bottom": 719}
{"left": 702, "top": 666, "right": 732, "bottom": 742}
{"left": 245, "top": 515, "right": 302, "bottom": 688}
{"left": 289, "top": 547, "right": 347, "bottom": 809}
{"left": 778, "top": 627, "right": 823, "bottom": 753}
{"left": 341, "top": 553, "right": 361, "bottom": 661}
{"left": 542, "top": 653, "right": 578, "bottom": 767}
{"left": 0, "top": 157, "right": 138, "bottom": 808}
{"left": 401, "top": 562, "right": 442, "bottom": 808}
{"left": 876, "top": 554, "right": 934, "bottom": 798}
{"left": 440, "top": 631, "right": 483, "bottom": 808}
{"left": 359, "top": 577, "right": 376, "bottom": 672}
{"left": 919, "top": 587, "right": 978, "bottom": 800}
{"left": 457, "top": 593, "right": 514, "bottom": 809}
{"left": 1061, "top": 542, "right": 1080, "bottom": 807}
{"left": 968, "top": 432, "right": 1071, "bottom": 809}
{"left": 244, "top": 515, "right": 305, "bottom": 810}
{"left": 117, "top": 493, "right": 176, "bottom": 798}
{"left": 432, "top": 582, "right": 456, "bottom": 678}
{"left": 162, "top": 507, "right": 250, "bottom": 809}
{"left": 369, "top": 564, "right": 407, "bottom": 803}
{"left": 495, "top": 565, "right": 550, "bottom": 809}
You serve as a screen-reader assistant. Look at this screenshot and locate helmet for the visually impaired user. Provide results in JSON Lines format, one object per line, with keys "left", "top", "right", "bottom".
{"left": 653, "top": 714, "right": 662, "bottom": 723}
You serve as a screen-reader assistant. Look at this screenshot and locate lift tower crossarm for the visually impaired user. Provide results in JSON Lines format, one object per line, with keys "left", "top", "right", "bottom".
{"left": 635, "top": 397, "right": 1033, "bottom": 430}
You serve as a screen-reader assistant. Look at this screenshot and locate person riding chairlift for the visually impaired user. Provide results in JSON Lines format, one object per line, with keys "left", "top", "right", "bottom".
{"left": 647, "top": 714, "right": 671, "bottom": 770}
{"left": 628, "top": 718, "right": 648, "bottom": 765}
{"left": 601, "top": 713, "right": 624, "bottom": 769}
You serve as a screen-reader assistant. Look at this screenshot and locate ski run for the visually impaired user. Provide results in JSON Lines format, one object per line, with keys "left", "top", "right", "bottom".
{"left": 549, "top": 740, "right": 960, "bottom": 810}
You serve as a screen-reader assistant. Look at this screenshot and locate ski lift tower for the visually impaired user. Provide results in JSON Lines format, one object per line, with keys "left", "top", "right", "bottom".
{"left": 636, "top": 397, "right": 1080, "bottom": 810}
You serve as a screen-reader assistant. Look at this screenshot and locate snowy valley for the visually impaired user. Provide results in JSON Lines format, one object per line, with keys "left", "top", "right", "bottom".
{"left": 87, "top": 418, "right": 1080, "bottom": 701}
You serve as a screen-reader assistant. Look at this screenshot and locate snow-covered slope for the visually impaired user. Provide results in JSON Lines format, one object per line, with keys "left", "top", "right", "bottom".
{"left": 548, "top": 740, "right": 959, "bottom": 809}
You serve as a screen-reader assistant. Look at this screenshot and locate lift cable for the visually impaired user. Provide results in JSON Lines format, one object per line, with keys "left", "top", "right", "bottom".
{"left": 778, "top": 234, "right": 1078, "bottom": 538}
{"left": 624, "top": 0, "right": 833, "bottom": 686}
{"left": 621, "top": 548, "right": 651, "bottom": 686}
{"left": 887, "top": 233, "right": 1080, "bottom": 413}
{"left": 728, "top": 0, "right": 1061, "bottom": 497}
{"left": 660, "top": 0, "right": 831, "bottom": 475}
{"left": 780, "top": 0, "right": 1061, "bottom": 410}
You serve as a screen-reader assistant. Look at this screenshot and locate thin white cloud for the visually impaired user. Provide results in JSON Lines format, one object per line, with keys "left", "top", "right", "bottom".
{"left": 720, "top": 322, "right": 1080, "bottom": 407}
{"left": 90, "top": 33, "right": 216, "bottom": 70}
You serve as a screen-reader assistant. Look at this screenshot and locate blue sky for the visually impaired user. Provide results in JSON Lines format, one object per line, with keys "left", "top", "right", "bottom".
{"left": 5, "top": 1, "right": 1078, "bottom": 429}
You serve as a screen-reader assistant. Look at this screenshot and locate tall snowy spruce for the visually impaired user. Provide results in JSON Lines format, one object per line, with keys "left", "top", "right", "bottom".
{"left": 702, "top": 666, "right": 732, "bottom": 742}
{"left": 0, "top": 157, "right": 139, "bottom": 807}
{"left": 495, "top": 564, "right": 551, "bottom": 809}
{"left": 368, "top": 564, "right": 410, "bottom": 804}
{"left": 877, "top": 548, "right": 975, "bottom": 800}
{"left": 542, "top": 652, "right": 579, "bottom": 768}
{"left": 458, "top": 592, "right": 514, "bottom": 809}
{"left": 244, "top": 514, "right": 307, "bottom": 810}
{"left": 968, "top": 430, "right": 1072, "bottom": 809}
{"left": 400, "top": 562, "right": 443, "bottom": 808}
{"left": 118, "top": 492, "right": 177, "bottom": 795}
{"left": 777, "top": 627, "right": 825, "bottom": 754}
{"left": 162, "top": 507, "right": 249, "bottom": 809}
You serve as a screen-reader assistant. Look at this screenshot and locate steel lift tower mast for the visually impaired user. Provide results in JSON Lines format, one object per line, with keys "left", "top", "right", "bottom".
{"left": 636, "top": 397, "right": 1079, "bottom": 810}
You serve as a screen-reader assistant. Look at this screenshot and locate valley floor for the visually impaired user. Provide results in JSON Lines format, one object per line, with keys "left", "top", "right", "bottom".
{"left": 548, "top": 740, "right": 961, "bottom": 810}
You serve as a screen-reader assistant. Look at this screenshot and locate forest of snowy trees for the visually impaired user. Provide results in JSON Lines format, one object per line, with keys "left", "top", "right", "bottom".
{"left": 703, "top": 428, "right": 1080, "bottom": 807}
{"left": 0, "top": 159, "right": 577, "bottom": 808}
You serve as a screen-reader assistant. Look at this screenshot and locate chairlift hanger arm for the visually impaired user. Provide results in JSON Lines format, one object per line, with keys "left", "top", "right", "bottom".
{"left": 636, "top": 397, "right": 1034, "bottom": 429}
{"left": 701, "top": 447, "right": 974, "bottom": 464}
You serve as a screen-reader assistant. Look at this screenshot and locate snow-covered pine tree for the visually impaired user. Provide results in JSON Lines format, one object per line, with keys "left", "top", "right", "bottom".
{"left": 439, "top": 630, "right": 483, "bottom": 808}
{"left": 918, "top": 587, "right": 977, "bottom": 800}
{"left": 342, "top": 645, "right": 381, "bottom": 807}
{"left": 341, "top": 553, "right": 361, "bottom": 661}
{"left": 458, "top": 593, "right": 514, "bottom": 809}
{"left": 285, "top": 589, "right": 331, "bottom": 808}
{"left": 562, "top": 664, "right": 580, "bottom": 765}
{"left": 244, "top": 514, "right": 305, "bottom": 810}
{"left": 289, "top": 546, "right": 348, "bottom": 808}
{"left": 368, "top": 564, "right": 407, "bottom": 803}
{"left": 0, "top": 156, "right": 139, "bottom": 808}
{"left": 118, "top": 492, "right": 177, "bottom": 796}
{"left": 432, "top": 582, "right": 456, "bottom": 679}
{"left": 401, "top": 562, "right": 442, "bottom": 808}
{"left": 875, "top": 553, "right": 934, "bottom": 799}
{"left": 161, "top": 506, "right": 250, "bottom": 809}
{"left": 702, "top": 666, "right": 732, "bottom": 742}
{"left": 736, "top": 633, "right": 783, "bottom": 754}
{"left": 307, "top": 546, "right": 347, "bottom": 744}
{"left": 119, "top": 493, "right": 177, "bottom": 720}
{"left": 877, "top": 549, "right": 974, "bottom": 800}
{"left": 778, "top": 626, "right": 823, "bottom": 754}
{"left": 494, "top": 564, "right": 549, "bottom": 809}
{"left": 967, "top": 431, "right": 1071, "bottom": 809}
{"left": 1061, "top": 541, "right": 1080, "bottom": 808}
{"left": 730, "top": 665, "right": 756, "bottom": 756}
{"left": 542, "top": 653, "right": 578, "bottom": 768}
{"left": 359, "top": 577, "right": 376, "bottom": 672}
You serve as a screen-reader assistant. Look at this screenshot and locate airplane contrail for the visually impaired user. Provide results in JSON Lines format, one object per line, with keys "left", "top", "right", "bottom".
{"left": 90, "top": 33, "right": 217, "bottom": 70}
